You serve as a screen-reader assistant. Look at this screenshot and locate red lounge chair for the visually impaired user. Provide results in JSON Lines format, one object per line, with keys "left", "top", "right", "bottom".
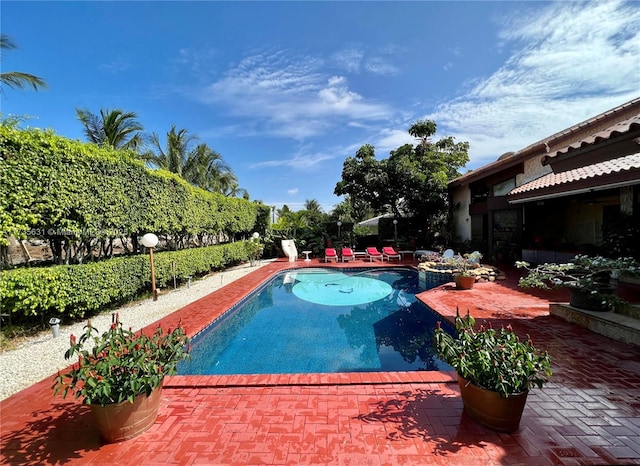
{"left": 382, "top": 246, "right": 401, "bottom": 262}
{"left": 341, "top": 247, "right": 355, "bottom": 262}
{"left": 365, "top": 247, "right": 383, "bottom": 262}
{"left": 324, "top": 248, "right": 338, "bottom": 262}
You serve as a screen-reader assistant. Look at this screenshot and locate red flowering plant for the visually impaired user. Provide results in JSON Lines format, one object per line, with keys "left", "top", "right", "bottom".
{"left": 52, "top": 313, "right": 190, "bottom": 406}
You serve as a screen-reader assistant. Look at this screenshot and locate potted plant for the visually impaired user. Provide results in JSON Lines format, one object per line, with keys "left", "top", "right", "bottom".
{"left": 447, "top": 252, "right": 482, "bottom": 290}
{"left": 52, "top": 313, "right": 190, "bottom": 443}
{"left": 434, "top": 310, "right": 552, "bottom": 432}
{"left": 516, "top": 255, "right": 640, "bottom": 311}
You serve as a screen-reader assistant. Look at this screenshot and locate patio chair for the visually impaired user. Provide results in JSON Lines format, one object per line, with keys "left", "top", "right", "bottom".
{"left": 341, "top": 247, "right": 355, "bottom": 262}
{"left": 443, "top": 249, "right": 455, "bottom": 259}
{"left": 468, "top": 251, "right": 482, "bottom": 263}
{"left": 365, "top": 247, "right": 383, "bottom": 262}
{"left": 324, "top": 248, "right": 338, "bottom": 263}
{"left": 382, "top": 246, "right": 401, "bottom": 262}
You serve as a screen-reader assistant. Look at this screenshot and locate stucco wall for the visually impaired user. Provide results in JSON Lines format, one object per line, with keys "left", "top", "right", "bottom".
{"left": 518, "top": 155, "right": 552, "bottom": 186}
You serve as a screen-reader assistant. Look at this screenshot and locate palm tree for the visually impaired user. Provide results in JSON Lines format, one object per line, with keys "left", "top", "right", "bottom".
{"left": 304, "top": 199, "right": 323, "bottom": 214}
{"left": 408, "top": 119, "right": 437, "bottom": 155}
{"left": 187, "top": 143, "right": 237, "bottom": 193}
{"left": 288, "top": 211, "right": 310, "bottom": 239}
{"left": 303, "top": 199, "right": 323, "bottom": 227}
{"left": 76, "top": 108, "right": 144, "bottom": 151}
{"left": 0, "top": 35, "right": 47, "bottom": 93}
{"left": 146, "top": 126, "right": 195, "bottom": 176}
{"left": 221, "top": 179, "right": 249, "bottom": 199}
{"left": 147, "top": 126, "right": 241, "bottom": 194}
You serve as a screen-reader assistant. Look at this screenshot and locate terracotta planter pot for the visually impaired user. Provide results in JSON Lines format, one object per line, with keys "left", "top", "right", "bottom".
{"left": 454, "top": 275, "right": 475, "bottom": 290}
{"left": 90, "top": 385, "right": 162, "bottom": 443}
{"left": 458, "top": 375, "right": 528, "bottom": 433}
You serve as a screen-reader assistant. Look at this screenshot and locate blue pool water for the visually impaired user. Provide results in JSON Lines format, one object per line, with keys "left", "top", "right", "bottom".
{"left": 178, "top": 267, "right": 454, "bottom": 375}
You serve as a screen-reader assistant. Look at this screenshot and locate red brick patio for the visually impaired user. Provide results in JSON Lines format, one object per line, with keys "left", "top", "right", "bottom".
{"left": 1, "top": 258, "right": 639, "bottom": 465}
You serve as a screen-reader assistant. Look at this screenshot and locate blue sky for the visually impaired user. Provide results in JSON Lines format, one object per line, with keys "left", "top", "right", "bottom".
{"left": 2, "top": 1, "right": 639, "bottom": 213}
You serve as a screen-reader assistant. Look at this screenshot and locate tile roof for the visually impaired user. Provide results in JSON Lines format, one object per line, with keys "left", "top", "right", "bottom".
{"left": 542, "top": 114, "right": 640, "bottom": 164}
{"left": 449, "top": 97, "right": 640, "bottom": 187}
{"left": 509, "top": 152, "right": 640, "bottom": 198}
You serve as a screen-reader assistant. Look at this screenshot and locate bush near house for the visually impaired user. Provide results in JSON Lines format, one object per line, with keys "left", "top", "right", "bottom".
{"left": 0, "top": 241, "right": 250, "bottom": 324}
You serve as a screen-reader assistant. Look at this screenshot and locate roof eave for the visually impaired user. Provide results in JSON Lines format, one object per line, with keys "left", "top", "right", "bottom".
{"left": 507, "top": 168, "right": 640, "bottom": 204}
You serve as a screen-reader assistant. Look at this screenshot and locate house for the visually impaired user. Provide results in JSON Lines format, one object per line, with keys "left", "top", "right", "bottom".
{"left": 449, "top": 97, "right": 640, "bottom": 264}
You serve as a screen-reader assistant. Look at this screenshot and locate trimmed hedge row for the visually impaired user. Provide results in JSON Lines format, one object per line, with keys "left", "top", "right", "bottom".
{"left": 0, "top": 124, "right": 260, "bottom": 246}
{"left": 0, "top": 241, "right": 252, "bottom": 322}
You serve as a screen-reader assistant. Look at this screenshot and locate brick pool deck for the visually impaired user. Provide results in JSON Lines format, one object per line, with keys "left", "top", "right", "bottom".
{"left": 1, "top": 258, "right": 639, "bottom": 465}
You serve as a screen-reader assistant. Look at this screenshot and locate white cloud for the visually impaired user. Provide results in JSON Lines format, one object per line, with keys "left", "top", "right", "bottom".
{"left": 364, "top": 57, "right": 399, "bottom": 75}
{"left": 426, "top": 0, "right": 640, "bottom": 168}
{"left": 98, "top": 59, "right": 131, "bottom": 74}
{"left": 287, "top": 188, "right": 299, "bottom": 196}
{"left": 318, "top": 76, "right": 360, "bottom": 109}
{"left": 373, "top": 129, "right": 416, "bottom": 157}
{"left": 197, "top": 50, "right": 393, "bottom": 140}
{"left": 171, "top": 47, "right": 219, "bottom": 82}
{"left": 331, "top": 47, "right": 363, "bottom": 72}
{"left": 250, "top": 150, "right": 336, "bottom": 170}
{"left": 331, "top": 46, "right": 399, "bottom": 75}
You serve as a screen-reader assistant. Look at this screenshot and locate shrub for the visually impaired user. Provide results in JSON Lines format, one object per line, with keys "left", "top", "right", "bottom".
{"left": 0, "top": 241, "right": 253, "bottom": 322}
{"left": 0, "top": 124, "right": 261, "bottom": 262}
{"left": 434, "top": 310, "right": 552, "bottom": 397}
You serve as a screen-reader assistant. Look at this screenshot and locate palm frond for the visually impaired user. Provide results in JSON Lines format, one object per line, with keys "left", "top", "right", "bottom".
{"left": 0, "top": 35, "right": 47, "bottom": 92}
{"left": 0, "top": 71, "right": 47, "bottom": 91}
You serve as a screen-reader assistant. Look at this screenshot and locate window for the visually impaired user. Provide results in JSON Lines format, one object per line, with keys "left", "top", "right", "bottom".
{"left": 492, "top": 178, "right": 515, "bottom": 197}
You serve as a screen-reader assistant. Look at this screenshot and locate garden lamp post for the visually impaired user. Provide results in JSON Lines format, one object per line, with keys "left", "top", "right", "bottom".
{"left": 250, "top": 232, "right": 260, "bottom": 265}
{"left": 337, "top": 221, "right": 342, "bottom": 239}
{"left": 393, "top": 219, "right": 398, "bottom": 245}
{"left": 141, "top": 233, "right": 159, "bottom": 301}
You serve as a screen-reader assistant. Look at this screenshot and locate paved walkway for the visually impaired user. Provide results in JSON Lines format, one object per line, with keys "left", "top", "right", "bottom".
{"left": 1, "top": 258, "right": 639, "bottom": 465}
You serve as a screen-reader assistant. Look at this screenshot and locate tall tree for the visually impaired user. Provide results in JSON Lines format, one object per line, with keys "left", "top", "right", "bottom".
{"left": 0, "top": 35, "right": 47, "bottom": 93}
{"left": 183, "top": 142, "right": 233, "bottom": 191}
{"left": 334, "top": 144, "right": 388, "bottom": 215}
{"left": 76, "top": 108, "right": 144, "bottom": 151}
{"left": 221, "top": 181, "right": 249, "bottom": 199}
{"left": 303, "top": 199, "right": 324, "bottom": 227}
{"left": 408, "top": 119, "right": 437, "bottom": 149}
{"left": 331, "top": 197, "right": 374, "bottom": 224}
{"left": 335, "top": 119, "right": 469, "bottom": 239}
{"left": 147, "top": 125, "right": 240, "bottom": 194}
{"left": 146, "top": 126, "right": 195, "bottom": 176}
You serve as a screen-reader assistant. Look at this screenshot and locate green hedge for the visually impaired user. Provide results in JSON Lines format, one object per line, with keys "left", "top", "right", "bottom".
{"left": 0, "top": 124, "right": 260, "bottom": 246}
{"left": 0, "top": 241, "right": 253, "bottom": 322}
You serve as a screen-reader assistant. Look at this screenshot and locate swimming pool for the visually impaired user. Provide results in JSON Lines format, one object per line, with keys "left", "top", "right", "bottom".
{"left": 178, "top": 267, "right": 454, "bottom": 375}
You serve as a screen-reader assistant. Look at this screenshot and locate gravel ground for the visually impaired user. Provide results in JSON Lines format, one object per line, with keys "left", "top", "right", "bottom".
{"left": 0, "top": 260, "right": 273, "bottom": 401}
